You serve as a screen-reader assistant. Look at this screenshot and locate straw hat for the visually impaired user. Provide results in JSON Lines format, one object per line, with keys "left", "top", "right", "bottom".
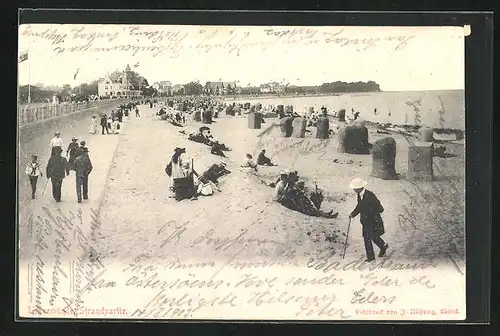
{"left": 280, "top": 169, "right": 289, "bottom": 176}
{"left": 349, "top": 178, "right": 367, "bottom": 189}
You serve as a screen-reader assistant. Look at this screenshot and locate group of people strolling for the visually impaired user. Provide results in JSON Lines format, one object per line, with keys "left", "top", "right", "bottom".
{"left": 27, "top": 132, "right": 93, "bottom": 203}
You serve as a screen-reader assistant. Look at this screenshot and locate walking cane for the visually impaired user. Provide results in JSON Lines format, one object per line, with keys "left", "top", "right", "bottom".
{"left": 342, "top": 217, "right": 352, "bottom": 259}
{"left": 41, "top": 178, "right": 49, "bottom": 196}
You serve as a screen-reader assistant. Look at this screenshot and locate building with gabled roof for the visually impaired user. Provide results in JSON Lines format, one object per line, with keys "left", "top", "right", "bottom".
{"left": 152, "top": 81, "right": 173, "bottom": 96}
{"left": 97, "top": 64, "right": 142, "bottom": 98}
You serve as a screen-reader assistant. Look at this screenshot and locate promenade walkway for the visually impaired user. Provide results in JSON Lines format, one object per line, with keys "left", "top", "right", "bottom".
{"left": 18, "top": 101, "right": 126, "bottom": 261}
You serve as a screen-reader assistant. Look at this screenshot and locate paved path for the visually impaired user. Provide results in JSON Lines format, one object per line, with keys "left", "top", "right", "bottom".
{"left": 18, "top": 102, "right": 128, "bottom": 259}
{"left": 17, "top": 101, "right": 137, "bottom": 316}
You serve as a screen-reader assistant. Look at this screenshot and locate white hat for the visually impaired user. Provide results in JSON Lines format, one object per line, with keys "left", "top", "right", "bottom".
{"left": 349, "top": 178, "right": 367, "bottom": 189}
{"left": 280, "top": 169, "right": 289, "bottom": 175}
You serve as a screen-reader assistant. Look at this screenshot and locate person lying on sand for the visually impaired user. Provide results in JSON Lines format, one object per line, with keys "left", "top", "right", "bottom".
{"left": 242, "top": 154, "right": 258, "bottom": 171}
{"left": 285, "top": 181, "right": 339, "bottom": 219}
{"left": 273, "top": 173, "right": 338, "bottom": 219}
{"left": 211, "top": 141, "right": 226, "bottom": 158}
{"left": 188, "top": 131, "right": 208, "bottom": 144}
{"left": 257, "top": 149, "right": 277, "bottom": 166}
{"left": 200, "top": 162, "right": 231, "bottom": 184}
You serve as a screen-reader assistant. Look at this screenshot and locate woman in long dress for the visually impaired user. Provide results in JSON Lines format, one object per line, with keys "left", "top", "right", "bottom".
{"left": 89, "top": 116, "right": 97, "bottom": 134}
{"left": 170, "top": 148, "right": 193, "bottom": 201}
{"left": 111, "top": 117, "right": 118, "bottom": 134}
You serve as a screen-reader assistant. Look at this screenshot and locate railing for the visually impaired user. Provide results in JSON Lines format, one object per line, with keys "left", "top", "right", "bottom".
{"left": 18, "top": 99, "right": 125, "bottom": 127}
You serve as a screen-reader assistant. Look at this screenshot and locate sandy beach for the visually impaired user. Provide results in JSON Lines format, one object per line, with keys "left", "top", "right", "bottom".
{"left": 93, "top": 104, "right": 465, "bottom": 267}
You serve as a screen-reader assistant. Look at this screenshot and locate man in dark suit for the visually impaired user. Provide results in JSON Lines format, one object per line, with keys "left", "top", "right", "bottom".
{"left": 348, "top": 178, "right": 388, "bottom": 262}
{"left": 74, "top": 147, "right": 93, "bottom": 203}
{"left": 66, "top": 137, "right": 79, "bottom": 174}
{"left": 46, "top": 146, "right": 68, "bottom": 202}
{"left": 100, "top": 114, "right": 109, "bottom": 134}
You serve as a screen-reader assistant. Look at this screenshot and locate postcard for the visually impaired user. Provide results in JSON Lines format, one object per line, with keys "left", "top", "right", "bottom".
{"left": 18, "top": 22, "right": 466, "bottom": 320}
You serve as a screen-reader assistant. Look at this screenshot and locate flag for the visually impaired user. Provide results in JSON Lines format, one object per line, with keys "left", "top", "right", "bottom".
{"left": 19, "top": 52, "right": 28, "bottom": 63}
{"left": 73, "top": 68, "right": 80, "bottom": 80}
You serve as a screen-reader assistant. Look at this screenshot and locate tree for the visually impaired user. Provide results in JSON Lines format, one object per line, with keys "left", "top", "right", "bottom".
{"left": 18, "top": 85, "right": 54, "bottom": 104}
{"left": 142, "top": 86, "right": 158, "bottom": 97}
{"left": 204, "top": 82, "right": 213, "bottom": 95}
{"left": 184, "top": 81, "right": 203, "bottom": 95}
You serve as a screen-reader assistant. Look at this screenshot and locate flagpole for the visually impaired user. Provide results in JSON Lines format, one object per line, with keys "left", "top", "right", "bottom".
{"left": 27, "top": 55, "right": 31, "bottom": 104}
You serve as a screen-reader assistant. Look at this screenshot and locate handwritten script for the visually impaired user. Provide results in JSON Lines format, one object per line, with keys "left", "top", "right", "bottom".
{"left": 20, "top": 25, "right": 421, "bottom": 59}
{"left": 20, "top": 203, "right": 464, "bottom": 320}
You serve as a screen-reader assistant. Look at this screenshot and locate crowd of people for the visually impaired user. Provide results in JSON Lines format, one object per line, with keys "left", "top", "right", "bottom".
{"left": 157, "top": 96, "right": 388, "bottom": 262}
{"left": 25, "top": 94, "right": 389, "bottom": 263}
{"left": 26, "top": 100, "right": 142, "bottom": 203}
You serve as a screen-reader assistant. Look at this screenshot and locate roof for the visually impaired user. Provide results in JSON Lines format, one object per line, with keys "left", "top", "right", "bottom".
{"left": 157, "top": 81, "right": 172, "bottom": 86}
{"left": 206, "top": 81, "right": 236, "bottom": 89}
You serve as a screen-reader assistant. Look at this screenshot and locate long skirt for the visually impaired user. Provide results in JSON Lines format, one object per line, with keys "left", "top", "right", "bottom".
{"left": 172, "top": 176, "right": 195, "bottom": 201}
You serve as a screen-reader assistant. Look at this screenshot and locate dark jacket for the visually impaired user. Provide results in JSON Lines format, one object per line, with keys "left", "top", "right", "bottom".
{"left": 46, "top": 155, "right": 68, "bottom": 180}
{"left": 203, "top": 164, "right": 230, "bottom": 183}
{"left": 350, "top": 189, "right": 385, "bottom": 237}
{"left": 74, "top": 152, "right": 93, "bottom": 176}
{"left": 74, "top": 146, "right": 86, "bottom": 159}
{"left": 67, "top": 142, "right": 79, "bottom": 159}
{"left": 100, "top": 116, "right": 108, "bottom": 127}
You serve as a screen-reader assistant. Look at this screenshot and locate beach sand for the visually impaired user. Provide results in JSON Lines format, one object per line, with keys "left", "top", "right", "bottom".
{"left": 94, "top": 105, "right": 465, "bottom": 267}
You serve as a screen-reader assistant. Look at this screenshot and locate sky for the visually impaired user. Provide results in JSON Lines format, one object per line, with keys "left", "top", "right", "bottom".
{"left": 18, "top": 24, "right": 466, "bottom": 91}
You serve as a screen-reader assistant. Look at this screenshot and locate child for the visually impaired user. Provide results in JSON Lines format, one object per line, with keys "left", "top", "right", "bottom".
{"left": 25, "top": 155, "right": 43, "bottom": 199}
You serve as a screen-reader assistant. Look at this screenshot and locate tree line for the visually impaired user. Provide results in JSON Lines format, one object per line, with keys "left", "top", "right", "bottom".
{"left": 18, "top": 77, "right": 381, "bottom": 103}
{"left": 170, "top": 80, "right": 381, "bottom": 96}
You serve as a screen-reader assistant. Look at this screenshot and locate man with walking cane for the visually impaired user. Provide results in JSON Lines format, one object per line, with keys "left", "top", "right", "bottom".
{"left": 347, "top": 178, "right": 388, "bottom": 262}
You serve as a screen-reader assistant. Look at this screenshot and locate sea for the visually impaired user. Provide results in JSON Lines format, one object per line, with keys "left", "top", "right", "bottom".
{"left": 225, "top": 90, "right": 465, "bottom": 131}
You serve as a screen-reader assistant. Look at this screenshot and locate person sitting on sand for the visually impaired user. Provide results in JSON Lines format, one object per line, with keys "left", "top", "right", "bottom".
{"left": 157, "top": 108, "right": 166, "bottom": 116}
{"left": 273, "top": 170, "right": 290, "bottom": 203}
{"left": 190, "top": 174, "right": 221, "bottom": 200}
{"left": 211, "top": 141, "right": 226, "bottom": 158}
{"left": 170, "top": 147, "right": 194, "bottom": 201}
{"left": 257, "top": 149, "right": 276, "bottom": 166}
{"left": 242, "top": 154, "right": 258, "bottom": 171}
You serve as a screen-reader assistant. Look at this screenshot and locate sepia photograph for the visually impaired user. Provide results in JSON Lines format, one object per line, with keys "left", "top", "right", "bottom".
{"left": 17, "top": 21, "right": 466, "bottom": 320}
